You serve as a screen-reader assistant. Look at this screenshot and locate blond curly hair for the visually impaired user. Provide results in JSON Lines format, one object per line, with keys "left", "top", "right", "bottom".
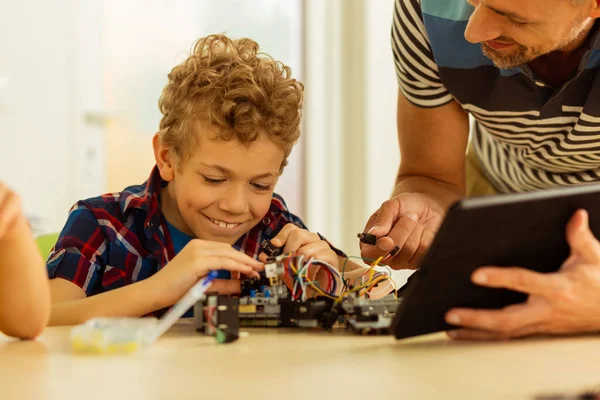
{"left": 158, "top": 34, "right": 304, "bottom": 170}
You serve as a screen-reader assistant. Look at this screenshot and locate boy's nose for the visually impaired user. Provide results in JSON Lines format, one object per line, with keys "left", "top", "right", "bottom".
{"left": 219, "top": 186, "right": 250, "bottom": 215}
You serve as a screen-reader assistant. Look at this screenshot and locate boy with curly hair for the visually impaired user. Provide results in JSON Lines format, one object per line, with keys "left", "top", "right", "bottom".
{"left": 47, "top": 35, "right": 352, "bottom": 325}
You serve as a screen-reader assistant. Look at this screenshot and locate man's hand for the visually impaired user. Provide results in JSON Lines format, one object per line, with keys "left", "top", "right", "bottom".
{"left": 259, "top": 224, "right": 339, "bottom": 268}
{"left": 445, "top": 209, "right": 600, "bottom": 340}
{"left": 360, "top": 193, "right": 445, "bottom": 270}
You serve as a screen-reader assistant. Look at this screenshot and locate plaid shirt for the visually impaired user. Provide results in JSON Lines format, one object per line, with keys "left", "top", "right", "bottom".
{"left": 47, "top": 166, "right": 309, "bottom": 297}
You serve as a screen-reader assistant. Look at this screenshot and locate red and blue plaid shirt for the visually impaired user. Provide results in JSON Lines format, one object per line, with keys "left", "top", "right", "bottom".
{"left": 47, "top": 166, "right": 308, "bottom": 297}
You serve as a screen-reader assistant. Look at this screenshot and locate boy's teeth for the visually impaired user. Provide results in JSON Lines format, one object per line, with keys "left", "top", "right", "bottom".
{"left": 210, "top": 218, "right": 238, "bottom": 229}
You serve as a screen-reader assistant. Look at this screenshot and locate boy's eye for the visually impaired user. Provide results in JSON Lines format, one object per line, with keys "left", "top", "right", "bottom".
{"left": 202, "top": 176, "right": 225, "bottom": 185}
{"left": 251, "top": 182, "right": 272, "bottom": 191}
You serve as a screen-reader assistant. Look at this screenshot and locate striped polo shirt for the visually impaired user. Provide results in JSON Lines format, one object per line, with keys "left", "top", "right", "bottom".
{"left": 392, "top": 0, "right": 600, "bottom": 192}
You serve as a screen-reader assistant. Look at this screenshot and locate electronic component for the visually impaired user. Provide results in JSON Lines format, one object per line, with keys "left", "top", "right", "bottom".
{"left": 194, "top": 294, "right": 239, "bottom": 343}
{"left": 195, "top": 253, "right": 401, "bottom": 339}
{"left": 386, "top": 245, "right": 401, "bottom": 259}
{"left": 260, "top": 238, "right": 281, "bottom": 258}
{"left": 342, "top": 295, "right": 401, "bottom": 335}
{"left": 279, "top": 299, "right": 333, "bottom": 328}
{"left": 240, "top": 278, "right": 261, "bottom": 297}
{"left": 238, "top": 292, "right": 281, "bottom": 327}
{"left": 70, "top": 317, "right": 158, "bottom": 354}
{"left": 357, "top": 233, "right": 377, "bottom": 245}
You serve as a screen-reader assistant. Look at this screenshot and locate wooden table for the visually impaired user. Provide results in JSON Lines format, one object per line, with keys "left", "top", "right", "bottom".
{"left": 1, "top": 320, "right": 600, "bottom": 400}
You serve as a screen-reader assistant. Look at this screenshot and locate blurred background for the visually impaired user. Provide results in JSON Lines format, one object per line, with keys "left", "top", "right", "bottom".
{"left": 0, "top": 0, "right": 410, "bottom": 281}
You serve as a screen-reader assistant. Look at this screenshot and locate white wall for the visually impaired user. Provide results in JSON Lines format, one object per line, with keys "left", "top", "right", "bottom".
{"left": 0, "top": 0, "right": 79, "bottom": 234}
{"left": 101, "top": 0, "right": 305, "bottom": 216}
{"left": 304, "top": 0, "right": 413, "bottom": 284}
{"left": 3, "top": 0, "right": 414, "bottom": 286}
{"left": 0, "top": 0, "right": 303, "bottom": 234}
{"left": 365, "top": 1, "right": 401, "bottom": 216}
{"left": 365, "top": 1, "right": 414, "bottom": 284}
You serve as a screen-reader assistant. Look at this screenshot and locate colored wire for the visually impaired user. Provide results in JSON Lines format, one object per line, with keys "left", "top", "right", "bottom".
{"left": 275, "top": 253, "right": 397, "bottom": 302}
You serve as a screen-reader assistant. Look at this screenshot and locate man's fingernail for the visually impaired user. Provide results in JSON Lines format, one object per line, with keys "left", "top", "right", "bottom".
{"left": 405, "top": 213, "right": 418, "bottom": 222}
{"left": 446, "top": 314, "right": 461, "bottom": 325}
{"left": 447, "top": 331, "right": 457, "bottom": 338}
{"left": 271, "top": 239, "right": 281, "bottom": 246}
{"left": 368, "top": 226, "right": 378, "bottom": 234}
{"left": 473, "top": 272, "right": 487, "bottom": 284}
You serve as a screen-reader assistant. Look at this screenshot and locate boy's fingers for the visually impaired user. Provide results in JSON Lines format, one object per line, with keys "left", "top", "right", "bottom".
{"left": 210, "top": 279, "right": 242, "bottom": 295}
{"left": 296, "top": 241, "right": 331, "bottom": 261}
{"left": 199, "top": 244, "right": 263, "bottom": 269}
{"left": 283, "top": 229, "right": 318, "bottom": 254}
{"left": 270, "top": 223, "right": 300, "bottom": 247}
{"left": 201, "top": 256, "right": 261, "bottom": 277}
{"left": 222, "top": 250, "right": 263, "bottom": 270}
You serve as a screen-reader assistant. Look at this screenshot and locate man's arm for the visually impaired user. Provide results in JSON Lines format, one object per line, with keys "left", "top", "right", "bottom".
{"left": 361, "top": 93, "right": 469, "bottom": 269}
{"left": 361, "top": 0, "right": 471, "bottom": 269}
{"left": 393, "top": 91, "right": 469, "bottom": 208}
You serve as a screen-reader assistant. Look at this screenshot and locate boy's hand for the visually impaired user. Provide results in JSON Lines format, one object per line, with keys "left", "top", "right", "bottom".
{"left": 148, "top": 239, "right": 263, "bottom": 308}
{"left": 259, "top": 224, "right": 339, "bottom": 268}
{"left": 0, "top": 182, "right": 25, "bottom": 241}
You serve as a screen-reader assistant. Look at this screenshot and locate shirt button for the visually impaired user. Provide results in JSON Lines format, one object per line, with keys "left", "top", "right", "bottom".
{"left": 262, "top": 217, "right": 271, "bottom": 225}
{"left": 535, "top": 81, "right": 545, "bottom": 87}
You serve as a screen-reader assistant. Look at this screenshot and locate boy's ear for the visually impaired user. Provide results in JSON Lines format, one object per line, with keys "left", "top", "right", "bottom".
{"left": 152, "top": 133, "right": 175, "bottom": 182}
{"left": 590, "top": 0, "right": 600, "bottom": 18}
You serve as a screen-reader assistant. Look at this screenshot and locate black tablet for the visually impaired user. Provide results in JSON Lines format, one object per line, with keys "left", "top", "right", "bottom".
{"left": 391, "top": 183, "right": 600, "bottom": 340}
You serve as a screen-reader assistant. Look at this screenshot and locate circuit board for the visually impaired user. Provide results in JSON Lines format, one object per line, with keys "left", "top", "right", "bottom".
{"left": 194, "top": 252, "right": 401, "bottom": 342}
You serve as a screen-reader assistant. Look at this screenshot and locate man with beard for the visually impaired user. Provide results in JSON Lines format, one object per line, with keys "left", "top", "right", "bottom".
{"left": 361, "top": 0, "right": 600, "bottom": 340}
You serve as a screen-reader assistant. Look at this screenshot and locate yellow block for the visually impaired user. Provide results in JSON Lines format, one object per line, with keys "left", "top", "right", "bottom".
{"left": 239, "top": 304, "right": 257, "bottom": 314}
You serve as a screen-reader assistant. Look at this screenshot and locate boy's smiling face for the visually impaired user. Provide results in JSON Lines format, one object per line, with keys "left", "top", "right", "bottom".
{"left": 154, "top": 120, "right": 284, "bottom": 245}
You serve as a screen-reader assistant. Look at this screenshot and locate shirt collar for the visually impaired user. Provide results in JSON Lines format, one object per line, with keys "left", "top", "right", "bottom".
{"left": 120, "top": 165, "right": 164, "bottom": 228}
{"left": 587, "top": 19, "right": 600, "bottom": 49}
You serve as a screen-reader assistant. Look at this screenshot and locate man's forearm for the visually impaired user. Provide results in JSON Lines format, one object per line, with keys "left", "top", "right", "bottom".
{"left": 392, "top": 174, "right": 465, "bottom": 212}
{"left": 49, "top": 278, "right": 162, "bottom": 326}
